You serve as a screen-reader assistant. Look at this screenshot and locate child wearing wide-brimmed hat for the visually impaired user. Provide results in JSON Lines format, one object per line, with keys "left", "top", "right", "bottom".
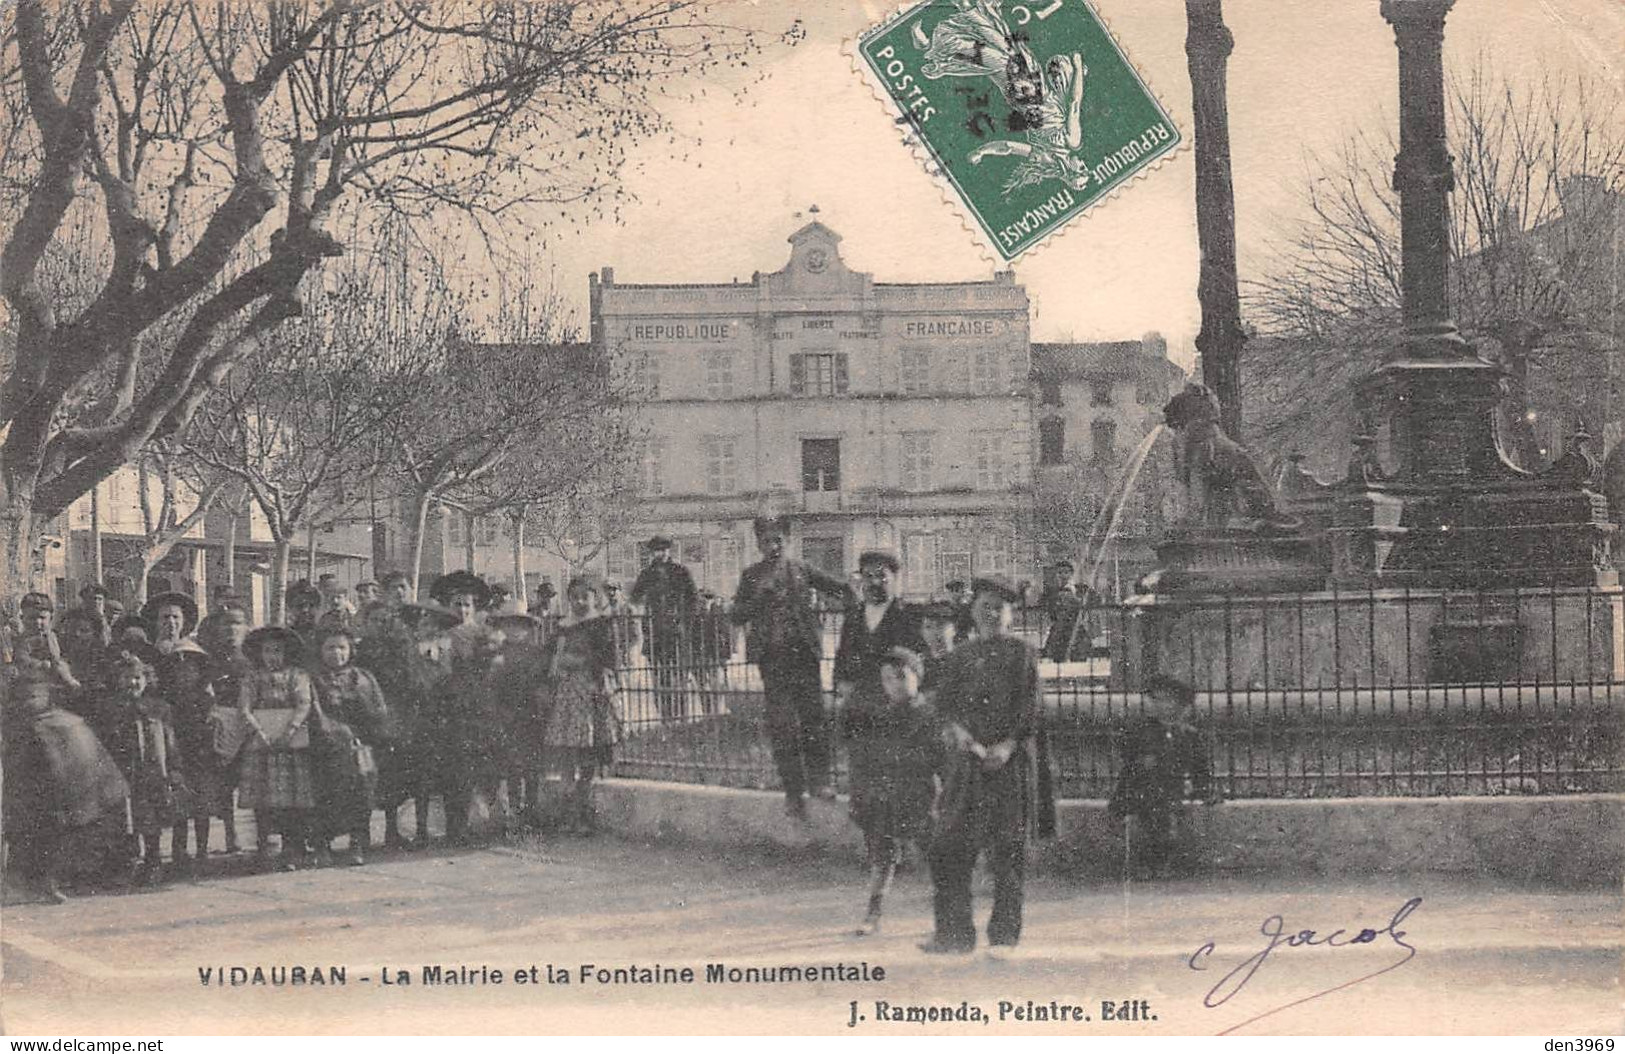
{"left": 236, "top": 625, "right": 320, "bottom": 869}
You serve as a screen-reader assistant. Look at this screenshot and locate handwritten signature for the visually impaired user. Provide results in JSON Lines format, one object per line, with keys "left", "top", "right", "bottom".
{"left": 1188, "top": 897, "right": 1421, "bottom": 1034}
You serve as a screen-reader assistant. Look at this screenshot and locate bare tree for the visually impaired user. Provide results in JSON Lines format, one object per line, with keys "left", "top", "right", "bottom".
{"left": 0, "top": 0, "right": 757, "bottom": 589}
{"left": 1247, "top": 66, "right": 1625, "bottom": 476}
{"left": 127, "top": 437, "right": 229, "bottom": 606}
{"left": 387, "top": 264, "right": 636, "bottom": 593}
{"left": 185, "top": 265, "right": 441, "bottom": 622}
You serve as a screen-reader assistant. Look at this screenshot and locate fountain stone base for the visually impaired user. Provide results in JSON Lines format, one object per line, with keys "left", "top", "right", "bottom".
{"left": 1150, "top": 526, "right": 1325, "bottom": 595}
{"left": 1113, "top": 585, "right": 1625, "bottom": 690}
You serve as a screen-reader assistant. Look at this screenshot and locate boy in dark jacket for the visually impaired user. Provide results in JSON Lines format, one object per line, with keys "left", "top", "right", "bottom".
{"left": 1107, "top": 674, "right": 1219, "bottom": 878}
{"left": 847, "top": 647, "right": 941, "bottom": 936}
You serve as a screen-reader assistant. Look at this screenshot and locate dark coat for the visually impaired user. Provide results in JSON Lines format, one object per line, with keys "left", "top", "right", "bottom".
{"left": 631, "top": 559, "right": 699, "bottom": 657}
{"left": 932, "top": 634, "right": 1054, "bottom": 843}
{"left": 731, "top": 557, "right": 847, "bottom": 663}
{"left": 834, "top": 600, "right": 925, "bottom": 738}
{"left": 1108, "top": 715, "right": 1214, "bottom": 819}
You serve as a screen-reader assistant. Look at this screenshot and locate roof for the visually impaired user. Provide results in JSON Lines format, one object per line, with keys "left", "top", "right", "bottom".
{"left": 1031, "top": 341, "right": 1185, "bottom": 384}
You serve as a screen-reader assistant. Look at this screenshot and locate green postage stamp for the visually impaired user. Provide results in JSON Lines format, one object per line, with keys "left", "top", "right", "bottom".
{"left": 858, "top": 0, "right": 1181, "bottom": 261}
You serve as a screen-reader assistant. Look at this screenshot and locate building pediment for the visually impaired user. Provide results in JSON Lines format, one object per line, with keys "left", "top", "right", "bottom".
{"left": 763, "top": 219, "right": 871, "bottom": 299}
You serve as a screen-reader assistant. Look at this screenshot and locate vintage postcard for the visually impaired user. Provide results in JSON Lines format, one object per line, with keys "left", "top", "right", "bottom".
{"left": 1, "top": 0, "right": 1621, "bottom": 1040}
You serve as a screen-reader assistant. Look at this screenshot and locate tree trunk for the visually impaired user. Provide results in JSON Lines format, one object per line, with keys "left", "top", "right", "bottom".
{"left": 90, "top": 484, "right": 103, "bottom": 582}
{"left": 223, "top": 503, "right": 239, "bottom": 592}
{"left": 133, "top": 554, "right": 153, "bottom": 608}
{"left": 270, "top": 535, "right": 292, "bottom": 625}
{"left": 3, "top": 501, "right": 39, "bottom": 597}
{"left": 306, "top": 521, "right": 318, "bottom": 582}
{"left": 407, "top": 489, "right": 434, "bottom": 600}
{"left": 464, "top": 511, "right": 476, "bottom": 572}
{"left": 511, "top": 512, "right": 527, "bottom": 607}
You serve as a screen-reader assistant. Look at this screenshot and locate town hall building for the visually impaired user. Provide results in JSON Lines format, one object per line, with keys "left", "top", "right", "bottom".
{"left": 591, "top": 219, "right": 1038, "bottom": 598}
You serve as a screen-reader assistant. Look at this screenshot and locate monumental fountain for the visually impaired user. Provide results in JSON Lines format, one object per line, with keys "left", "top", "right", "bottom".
{"left": 1111, "top": 0, "right": 1621, "bottom": 695}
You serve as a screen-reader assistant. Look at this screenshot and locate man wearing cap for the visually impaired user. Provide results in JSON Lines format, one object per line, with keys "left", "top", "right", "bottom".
{"left": 923, "top": 575, "right": 1053, "bottom": 955}
{"left": 76, "top": 583, "right": 113, "bottom": 646}
{"left": 1041, "top": 560, "right": 1088, "bottom": 663}
{"left": 732, "top": 515, "right": 851, "bottom": 816}
{"left": 630, "top": 535, "right": 698, "bottom": 723}
{"left": 835, "top": 551, "right": 926, "bottom": 795}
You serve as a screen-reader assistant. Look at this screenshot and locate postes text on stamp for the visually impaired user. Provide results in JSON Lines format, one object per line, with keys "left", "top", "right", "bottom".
{"left": 859, "top": 0, "right": 1181, "bottom": 261}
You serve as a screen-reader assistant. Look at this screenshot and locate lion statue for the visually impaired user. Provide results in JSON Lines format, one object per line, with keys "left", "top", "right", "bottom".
{"left": 1162, "top": 383, "right": 1301, "bottom": 532}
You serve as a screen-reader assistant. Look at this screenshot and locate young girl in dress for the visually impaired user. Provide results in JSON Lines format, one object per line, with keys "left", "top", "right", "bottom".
{"left": 311, "top": 627, "right": 389, "bottom": 866}
{"left": 97, "top": 652, "right": 190, "bottom": 885}
{"left": 541, "top": 576, "right": 623, "bottom": 834}
{"left": 236, "top": 626, "right": 320, "bottom": 869}
{"left": 3, "top": 594, "right": 128, "bottom": 903}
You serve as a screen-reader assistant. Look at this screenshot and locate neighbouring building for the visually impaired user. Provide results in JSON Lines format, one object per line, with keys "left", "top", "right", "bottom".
{"left": 591, "top": 218, "right": 1038, "bottom": 599}
{"left": 1031, "top": 336, "right": 1186, "bottom": 594}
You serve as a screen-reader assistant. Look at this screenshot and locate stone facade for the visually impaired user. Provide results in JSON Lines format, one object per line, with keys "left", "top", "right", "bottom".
{"left": 592, "top": 221, "right": 1037, "bottom": 598}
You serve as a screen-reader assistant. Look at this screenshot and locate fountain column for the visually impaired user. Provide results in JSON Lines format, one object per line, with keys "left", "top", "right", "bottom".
{"left": 1326, "top": 0, "right": 1615, "bottom": 590}
{"left": 1185, "top": 0, "right": 1247, "bottom": 441}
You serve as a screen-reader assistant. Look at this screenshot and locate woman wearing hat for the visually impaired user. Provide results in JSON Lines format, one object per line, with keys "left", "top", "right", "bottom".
{"left": 143, "top": 591, "right": 199, "bottom": 657}
{"left": 236, "top": 626, "right": 320, "bottom": 868}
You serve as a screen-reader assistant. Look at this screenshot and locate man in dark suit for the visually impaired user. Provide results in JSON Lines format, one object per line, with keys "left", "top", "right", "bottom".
{"left": 630, "top": 535, "right": 698, "bottom": 722}
{"left": 732, "top": 516, "right": 850, "bottom": 817}
{"left": 835, "top": 550, "right": 926, "bottom": 783}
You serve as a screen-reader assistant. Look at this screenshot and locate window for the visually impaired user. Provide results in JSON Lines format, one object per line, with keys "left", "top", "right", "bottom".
{"left": 633, "top": 352, "right": 660, "bottom": 398}
{"left": 707, "top": 536, "right": 740, "bottom": 591}
{"left": 973, "top": 432, "right": 1007, "bottom": 489}
{"left": 1136, "top": 374, "right": 1164, "bottom": 405}
{"left": 1092, "top": 419, "right": 1118, "bottom": 461}
{"left": 703, "top": 348, "right": 734, "bottom": 399}
{"left": 801, "top": 438, "right": 841, "bottom": 491}
{"left": 901, "top": 348, "right": 931, "bottom": 394}
{"left": 977, "top": 532, "right": 1011, "bottom": 578}
{"left": 900, "top": 432, "right": 935, "bottom": 491}
{"left": 678, "top": 537, "right": 707, "bottom": 568}
{"left": 940, "top": 530, "right": 972, "bottom": 585}
{"left": 1038, "top": 378, "right": 1062, "bottom": 406}
{"left": 641, "top": 437, "right": 668, "bottom": 496}
{"left": 972, "top": 349, "right": 1002, "bottom": 394}
{"left": 606, "top": 540, "right": 638, "bottom": 581}
{"left": 903, "top": 533, "right": 940, "bottom": 595}
{"left": 1090, "top": 379, "right": 1113, "bottom": 406}
{"left": 703, "top": 435, "right": 738, "bottom": 495}
{"left": 478, "top": 517, "right": 501, "bottom": 547}
{"left": 789, "top": 353, "right": 849, "bottom": 396}
{"left": 1039, "top": 418, "right": 1065, "bottom": 466}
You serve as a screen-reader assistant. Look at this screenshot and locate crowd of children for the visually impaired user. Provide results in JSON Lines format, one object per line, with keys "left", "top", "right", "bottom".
{"left": 0, "top": 570, "right": 628, "bottom": 904}
{"left": 4, "top": 557, "right": 1221, "bottom": 934}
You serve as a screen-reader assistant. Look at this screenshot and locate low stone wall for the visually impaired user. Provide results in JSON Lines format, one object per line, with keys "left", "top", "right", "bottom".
{"left": 589, "top": 779, "right": 1623, "bottom": 886}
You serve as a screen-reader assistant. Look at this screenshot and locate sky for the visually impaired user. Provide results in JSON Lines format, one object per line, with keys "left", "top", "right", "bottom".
{"left": 475, "top": 0, "right": 1625, "bottom": 371}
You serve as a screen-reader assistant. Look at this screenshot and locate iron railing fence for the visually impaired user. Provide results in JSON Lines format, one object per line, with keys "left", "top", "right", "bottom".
{"left": 604, "top": 585, "right": 1625, "bottom": 799}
